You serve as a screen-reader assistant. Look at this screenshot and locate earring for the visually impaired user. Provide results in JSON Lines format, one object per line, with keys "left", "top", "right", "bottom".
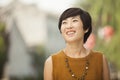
{"left": 85, "top": 29, "right": 88, "bottom": 33}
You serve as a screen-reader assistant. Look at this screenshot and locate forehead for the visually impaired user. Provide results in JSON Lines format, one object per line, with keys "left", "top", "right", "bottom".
{"left": 63, "top": 15, "right": 80, "bottom": 20}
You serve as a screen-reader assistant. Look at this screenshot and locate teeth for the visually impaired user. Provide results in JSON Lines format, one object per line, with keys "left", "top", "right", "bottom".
{"left": 67, "top": 31, "right": 75, "bottom": 35}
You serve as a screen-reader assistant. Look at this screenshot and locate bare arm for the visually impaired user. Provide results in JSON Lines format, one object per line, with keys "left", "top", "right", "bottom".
{"left": 44, "top": 56, "right": 53, "bottom": 80}
{"left": 103, "top": 55, "right": 110, "bottom": 80}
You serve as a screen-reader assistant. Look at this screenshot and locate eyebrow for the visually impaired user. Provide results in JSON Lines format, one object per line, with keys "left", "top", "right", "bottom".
{"left": 63, "top": 16, "right": 79, "bottom": 21}
{"left": 72, "top": 16, "right": 79, "bottom": 19}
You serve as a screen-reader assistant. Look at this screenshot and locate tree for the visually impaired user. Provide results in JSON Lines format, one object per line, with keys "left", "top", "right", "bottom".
{"left": 0, "top": 22, "right": 9, "bottom": 79}
{"left": 74, "top": 0, "right": 120, "bottom": 69}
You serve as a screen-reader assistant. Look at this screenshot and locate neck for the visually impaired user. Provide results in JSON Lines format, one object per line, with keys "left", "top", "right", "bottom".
{"left": 64, "top": 41, "right": 88, "bottom": 58}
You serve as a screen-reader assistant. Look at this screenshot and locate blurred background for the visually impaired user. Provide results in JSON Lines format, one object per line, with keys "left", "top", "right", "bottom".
{"left": 0, "top": 0, "right": 120, "bottom": 80}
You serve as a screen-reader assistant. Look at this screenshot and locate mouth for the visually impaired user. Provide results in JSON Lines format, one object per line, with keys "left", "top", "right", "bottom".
{"left": 66, "top": 30, "right": 76, "bottom": 36}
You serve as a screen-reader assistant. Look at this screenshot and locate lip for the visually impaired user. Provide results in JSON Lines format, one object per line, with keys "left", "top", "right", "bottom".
{"left": 66, "top": 30, "right": 76, "bottom": 36}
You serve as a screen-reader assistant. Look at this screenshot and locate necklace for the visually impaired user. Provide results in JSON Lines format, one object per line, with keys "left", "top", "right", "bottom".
{"left": 65, "top": 57, "right": 89, "bottom": 80}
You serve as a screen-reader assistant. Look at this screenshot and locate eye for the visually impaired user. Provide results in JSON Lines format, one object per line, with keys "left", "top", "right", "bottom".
{"left": 73, "top": 19, "right": 78, "bottom": 22}
{"left": 62, "top": 21, "right": 67, "bottom": 24}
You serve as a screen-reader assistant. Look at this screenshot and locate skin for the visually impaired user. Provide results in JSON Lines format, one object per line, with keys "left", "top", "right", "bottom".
{"left": 44, "top": 15, "right": 110, "bottom": 80}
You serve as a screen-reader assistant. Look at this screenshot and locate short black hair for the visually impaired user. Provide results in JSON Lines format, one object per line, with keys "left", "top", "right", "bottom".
{"left": 58, "top": 7, "right": 92, "bottom": 43}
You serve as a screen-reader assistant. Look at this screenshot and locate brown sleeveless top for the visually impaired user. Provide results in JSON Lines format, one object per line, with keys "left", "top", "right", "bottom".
{"left": 52, "top": 50, "right": 103, "bottom": 80}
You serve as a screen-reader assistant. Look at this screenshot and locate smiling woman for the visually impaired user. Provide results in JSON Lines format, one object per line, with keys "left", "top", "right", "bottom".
{"left": 60, "top": 15, "right": 84, "bottom": 43}
{"left": 44, "top": 7, "right": 110, "bottom": 80}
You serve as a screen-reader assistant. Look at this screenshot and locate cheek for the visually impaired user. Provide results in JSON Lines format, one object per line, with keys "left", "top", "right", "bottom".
{"left": 74, "top": 22, "right": 83, "bottom": 28}
{"left": 77, "top": 26, "right": 85, "bottom": 36}
{"left": 61, "top": 27, "right": 67, "bottom": 38}
{"left": 60, "top": 26, "right": 65, "bottom": 33}
{"left": 60, "top": 28, "right": 65, "bottom": 37}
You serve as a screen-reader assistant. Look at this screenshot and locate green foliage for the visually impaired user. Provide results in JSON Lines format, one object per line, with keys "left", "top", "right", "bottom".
{"left": 75, "top": 0, "right": 120, "bottom": 30}
{"left": 74, "top": 0, "right": 120, "bottom": 69}
{"left": 0, "top": 22, "right": 7, "bottom": 79}
{"left": 0, "top": 37, "right": 5, "bottom": 52}
{"left": 95, "top": 31, "right": 120, "bottom": 69}
{"left": 0, "top": 22, "right": 6, "bottom": 53}
{"left": 29, "top": 45, "right": 46, "bottom": 80}
{"left": 0, "top": 23, "right": 5, "bottom": 32}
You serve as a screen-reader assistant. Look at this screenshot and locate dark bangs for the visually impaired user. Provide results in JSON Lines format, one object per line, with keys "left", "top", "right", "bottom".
{"left": 58, "top": 8, "right": 83, "bottom": 30}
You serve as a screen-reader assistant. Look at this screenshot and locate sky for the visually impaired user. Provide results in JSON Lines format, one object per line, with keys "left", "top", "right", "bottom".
{"left": 36, "top": 0, "right": 75, "bottom": 14}
{"left": 0, "top": 0, "right": 75, "bottom": 14}
{"left": 0, "top": 0, "right": 76, "bottom": 46}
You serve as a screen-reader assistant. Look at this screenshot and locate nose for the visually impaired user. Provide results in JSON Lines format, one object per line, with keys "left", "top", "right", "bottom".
{"left": 66, "top": 22, "right": 73, "bottom": 29}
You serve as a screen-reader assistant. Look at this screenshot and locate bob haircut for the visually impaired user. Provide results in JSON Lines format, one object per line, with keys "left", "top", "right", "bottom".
{"left": 58, "top": 7, "right": 92, "bottom": 43}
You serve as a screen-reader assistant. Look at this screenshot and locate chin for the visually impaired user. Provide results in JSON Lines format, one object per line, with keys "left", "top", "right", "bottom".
{"left": 65, "top": 38, "right": 77, "bottom": 43}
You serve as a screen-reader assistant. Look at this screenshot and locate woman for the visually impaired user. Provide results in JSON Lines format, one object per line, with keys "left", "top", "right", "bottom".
{"left": 44, "top": 7, "right": 110, "bottom": 80}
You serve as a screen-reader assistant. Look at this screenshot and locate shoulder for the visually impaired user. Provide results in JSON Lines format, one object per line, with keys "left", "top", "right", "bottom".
{"left": 44, "top": 56, "right": 52, "bottom": 68}
{"left": 91, "top": 50, "right": 109, "bottom": 65}
{"left": 45, "top": 50, "right": 63, "bottom": 65}
{"left": 102, "top": 54, "right": 109, "bottom": 68}
{"left": 91, "top": 50, "right": 108, "bottom": 59}
{"left": 90, "top": 50, "right": 104, "bottom": 64}
{"left": 91, "top": 50, "right": 103, "bottom": 57}
{"left": 44, "top": 56, "right": 53, "bottom": 80}
{"left": 51, "top": 50, "right": 63, "bottom": 59}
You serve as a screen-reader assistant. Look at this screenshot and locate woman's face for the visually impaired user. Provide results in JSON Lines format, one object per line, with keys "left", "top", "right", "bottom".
{"left": 61, "top": 15, "right": 85, "bottom": 43}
